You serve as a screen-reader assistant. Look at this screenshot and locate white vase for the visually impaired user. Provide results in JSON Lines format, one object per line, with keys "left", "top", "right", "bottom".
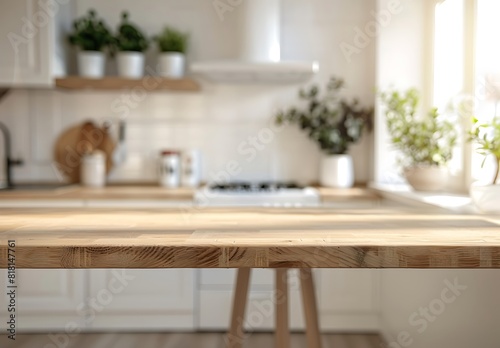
{"left": 403, "top": 166, "right": 448, "bottom": 192}
{"left": 320, "top": 154, "right": 354, "bottom": 188}
{"left": 470, "top": 183, "right": 500, "bottom": 213}
{"left": 77, "top": 51, "right": 105, "bottom": 78}
{"left": 158, "top": 52, "right": 185, "bottom": 78}
{"left": 117, "top": 52, "right": 145, "bottom": 78}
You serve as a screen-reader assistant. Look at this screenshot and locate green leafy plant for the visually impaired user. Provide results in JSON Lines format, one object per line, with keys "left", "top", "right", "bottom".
{"left": 469, "top": 117, "right": 500, "bottom": 184}
{"left": 380, "top": 88, "right": 457, "bottom": 167}
{"left": 68, "top": 10, "right": 114, "bottom": 51}
{"left": 274, "top": 77, "right": 374, "bottom": 155}
{"left": 154, "top": 27, "right": 189, "bottom": 54}
{"left": 113, "top": 11, "right": 149, "bottom": 52}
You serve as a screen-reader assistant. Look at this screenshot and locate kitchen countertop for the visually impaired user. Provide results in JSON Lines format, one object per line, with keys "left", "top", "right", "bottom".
{"left": 1, "top": 206, "right": 500, "bottom": 269}
{"left": 0, "top": 185, "right": 196, "bottom": 201}
{"left": 0, "top": 185, "right": 380, "bottom": 202}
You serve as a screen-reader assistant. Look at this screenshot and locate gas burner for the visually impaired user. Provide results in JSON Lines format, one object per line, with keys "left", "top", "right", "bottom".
{"left": 209, "top": 182, "right": 303, "bottom": 193}
{"left": 196, "top": 182, "right": 320, "bottom": 207}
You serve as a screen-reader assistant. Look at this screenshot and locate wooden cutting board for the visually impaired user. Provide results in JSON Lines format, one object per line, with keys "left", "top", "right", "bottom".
{"left": 53, "top": 121, "right": 116, "bottom": 183}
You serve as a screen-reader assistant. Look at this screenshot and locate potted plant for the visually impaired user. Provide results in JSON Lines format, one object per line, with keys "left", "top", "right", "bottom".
{"left": 154, "top": 26, "right": 189, "bottom": 78}
{"left": 469, "top": 116, "right": 500, "bottom": 213}
{"left": 68, "top": 10, "right": 113, "bottom": 78}
{"left": 380, "top": 88, "right": 457, "bottom": 191}
{"left": 275, "top": 77, "right": 374, "bottom": 188}
{"left": 113, "top": 11, "right": 149, "bottom": 78}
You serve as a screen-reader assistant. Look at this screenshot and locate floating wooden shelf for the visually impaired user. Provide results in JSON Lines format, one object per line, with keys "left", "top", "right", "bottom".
{"left": 55, "top": 76, "right": 200, "bottom": 91}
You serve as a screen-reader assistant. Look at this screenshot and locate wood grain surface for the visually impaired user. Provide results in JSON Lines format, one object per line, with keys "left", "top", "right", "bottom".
{"left": 0, "top": 185, "right": 378, "bottom": 202}
{"left": 55, "top": 76, "right": 201, "bottom": 91}
{"left": 1, "top": 207, "right": 500, "bottom": 269}
{"left": 315, "top": 187, "right": 379, "bottom": 202}
{"left": 0, "top": 332, "right": 384, "bottom": 348}
{"left": 0, "top": 185, "right": 195, "bottom": 201}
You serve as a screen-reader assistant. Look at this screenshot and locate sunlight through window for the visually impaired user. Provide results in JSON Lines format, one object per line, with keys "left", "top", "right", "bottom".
{"left": 473, "top": 0, "right": 500, "bottom": 183}
{"left": 433, "top": 0, "right": 464, "bottom": 188}
{"left": 434, "top": 0, "right": 464, "bottom": 110}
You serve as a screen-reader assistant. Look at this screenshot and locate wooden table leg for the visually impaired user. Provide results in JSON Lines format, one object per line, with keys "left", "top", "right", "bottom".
{"left": 300, "top": 269, "right": 322, "bottom": 348}
{"left": 227, "top": 268, "right": 251, "bottom": 348}
{"left": 275, "top": 269, "right": 290, "bottom": 348}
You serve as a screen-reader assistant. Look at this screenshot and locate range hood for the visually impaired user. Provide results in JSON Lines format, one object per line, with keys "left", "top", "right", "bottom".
{"left": 191, "top": 0, "right": 319, "bottom": 83}
{"left": 191, "top": 61, "right": 319, "bottom": 84}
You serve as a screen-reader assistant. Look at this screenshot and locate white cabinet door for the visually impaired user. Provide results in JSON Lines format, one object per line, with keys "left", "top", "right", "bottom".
{"left": 199, "top": 269, "right": 305, "bottom": 331}
{"left": 0, "top": 0, "right": 71, "bottom": 86}
{"left": 88, "top": 269, "right": 195, "bottom": 331}
{"left": 199, "top": 269, "right": 380, "bottom": 332}
{"left": 200, "top": 268, "right": 274, "bottom": 287}
{"left": 0, "top": 269, "right": 86, "bottom": 332}
{"left": 318, "top": 269, "right": 380, "bottom": 331}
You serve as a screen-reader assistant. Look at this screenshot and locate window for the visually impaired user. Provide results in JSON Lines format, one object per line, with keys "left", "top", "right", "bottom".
{"left": 375, "top": 0, "right": 497, "bottom": 192}
{"left": 433, "top": 0, "right": 465, "bottom": 191}
{"left": 472, "top": 0, "right": 500, "bottom": 184}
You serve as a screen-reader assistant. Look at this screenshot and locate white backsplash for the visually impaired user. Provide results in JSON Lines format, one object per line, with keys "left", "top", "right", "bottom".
{"left": 0, "top": 0, "right": 376, "bottom": 185}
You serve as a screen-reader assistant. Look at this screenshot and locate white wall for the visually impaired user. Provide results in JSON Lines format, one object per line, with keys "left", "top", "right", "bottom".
{"left": 0, "top": 0, "right": 377, "bottom": 185}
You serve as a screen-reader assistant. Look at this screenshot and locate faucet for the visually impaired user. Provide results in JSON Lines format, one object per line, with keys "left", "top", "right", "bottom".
{"left": 0, "top": 121, "right": 23, "bottom": 189}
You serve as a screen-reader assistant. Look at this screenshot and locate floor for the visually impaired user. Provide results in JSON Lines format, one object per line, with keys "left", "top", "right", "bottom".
{"left": 0, "top": 333, "right": 384, "bottom": 348}
{"left": 2, "top": 332, "right": 384, "bottom": 348}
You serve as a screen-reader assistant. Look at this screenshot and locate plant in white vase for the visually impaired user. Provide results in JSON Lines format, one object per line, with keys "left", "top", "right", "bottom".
{"left": 154, "top": 27, "right": 189, "bottom": 79}
{"left": 275, "top": 77, "right": 374, "bottom": 188}
{"left": 469, "top": 116, "right": 500, "bottom": 213}
{"left": 380, "top": 88, "right": 457, "bottom": 191}
{"left": 68, "top": 10, "right": 114, "bottom": 78}
{"left": 113, "top": 11, "right": 149, "bottom": 78}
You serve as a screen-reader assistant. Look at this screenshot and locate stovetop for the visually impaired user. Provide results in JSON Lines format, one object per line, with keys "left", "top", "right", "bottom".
{"left": 195, "top": 182, "right": 320, "bottom": 207}
{"left": 209, "top": 181, "right": 303, "bottom": 193}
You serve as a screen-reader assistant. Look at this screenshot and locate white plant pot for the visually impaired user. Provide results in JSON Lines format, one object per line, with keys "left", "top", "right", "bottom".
{"left": 404, "top": 166, "right": 448, "bottom": 192}
{"left": 117, "top": 52, "right": 145, "bottom": 78}
{"left": 470, "top": 183, "right": 500, "bottom": 213}
{"left": 320, "top": 154, "right": 354, "bottom": 188}
{"left": 158, "top": 52, "right": 185, "bottom": 78}
{"left": 77, "top": 51, "right": 105, "bottom": 78}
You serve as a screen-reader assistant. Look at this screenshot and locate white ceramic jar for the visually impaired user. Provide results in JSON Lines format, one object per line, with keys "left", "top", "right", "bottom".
{"left": 159, "top": 150, "right": 181, "bottom": 188}
{"left": 81, "top": 150, "right": 106, "bottom": 187}
{"left": 181, "top": 150, "right": 201, "bottom": 187}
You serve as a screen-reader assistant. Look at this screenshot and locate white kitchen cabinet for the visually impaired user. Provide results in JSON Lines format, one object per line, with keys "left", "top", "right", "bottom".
{"left": 0, "top": 0, "right": 73, "bottom": 87}
{"left": 200, "top": 288, "right": 307, "bottom": 331}
{"left": 0, "top": 268, "right": 378, "bottom": 333}
{"left": 199, "top": 269, "right": 306, "bottom": 331}
{"left": 0, "top": 269, "right": 86, "bottom": 332}
{"left": 199, "top": 269, "right": 380, "bottom": 332}
{"left": 88, "top": 269, "right": 195, "bottom": 331}
{"left": 200, "top": 268, "right": 273, "bottom": 287}
{"left": 0, "top": 268, "right": 195, "bottom": 333}
{"left": 199, "top": 268, "right": 277, "bottom": 331}
{"left": 318, "top": 269, "right": 380, "bottom": 332}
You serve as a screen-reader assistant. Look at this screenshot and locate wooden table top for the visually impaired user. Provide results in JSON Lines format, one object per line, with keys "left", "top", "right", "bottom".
{"left": 1, "top": 206, "right": 499, "bottom": 269}
{"left": 0, "top": 185, "right": 378, "bottom": 202}
{"left": 0, "top": 185, "right": 195, "bottom": 201}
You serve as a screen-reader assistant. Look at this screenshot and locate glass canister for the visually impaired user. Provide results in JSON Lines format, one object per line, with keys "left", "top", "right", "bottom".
{"left": 158, "top": 150, "right": 181, "bottom": 188}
